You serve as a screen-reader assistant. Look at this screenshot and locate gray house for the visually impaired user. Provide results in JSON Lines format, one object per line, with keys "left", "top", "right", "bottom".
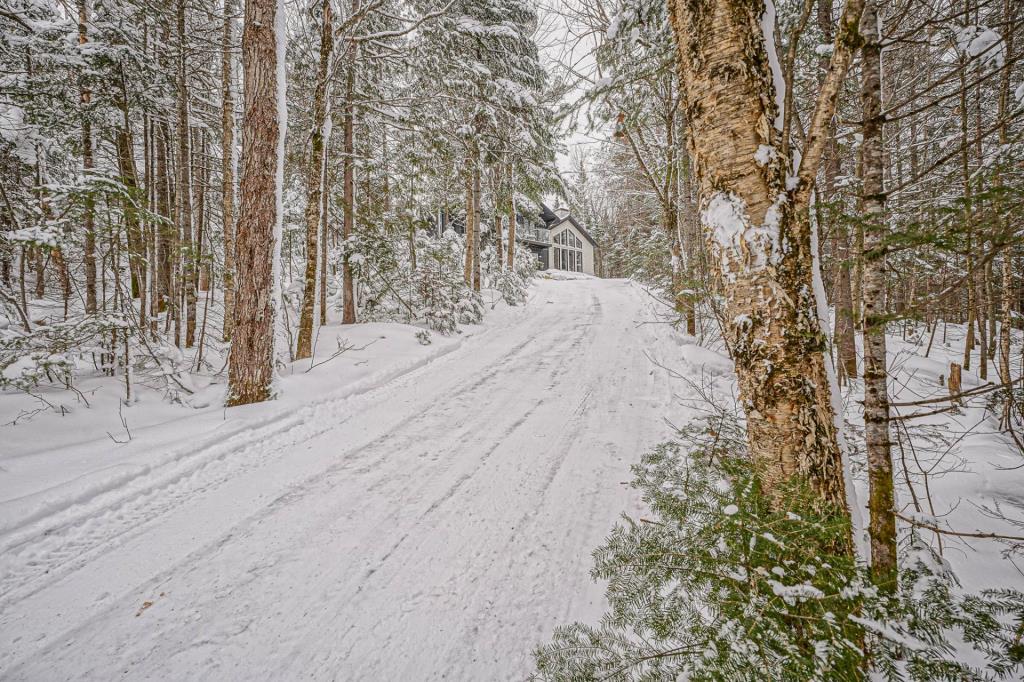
{"left": 440, "top": 202, "right": 597, "bottom": 275}
{"left": 518, "top": 203, "right": 598, "bottom": 275}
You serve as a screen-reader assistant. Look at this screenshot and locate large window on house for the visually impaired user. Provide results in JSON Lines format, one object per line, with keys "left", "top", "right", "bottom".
{"left": 553, "top": 229, "right": 583, "bottom": 272}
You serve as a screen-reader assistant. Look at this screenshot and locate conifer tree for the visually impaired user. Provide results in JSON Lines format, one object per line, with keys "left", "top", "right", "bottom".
{"left": 227, "top": 0, "right": 286, "bottom": 405}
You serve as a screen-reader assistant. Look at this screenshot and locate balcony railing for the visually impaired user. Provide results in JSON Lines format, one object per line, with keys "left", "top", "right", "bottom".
{"left": 517, "top": 227, "right": 549, "bottom": 244}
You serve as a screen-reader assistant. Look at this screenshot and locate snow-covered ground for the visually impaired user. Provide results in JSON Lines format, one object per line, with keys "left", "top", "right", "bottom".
{"left": 0, "top": 277, "right": 717, "bottom": 679}
{"left": 843, "top": 320, "right": 1024, "bottom": 595}
{"left": 2, "top": 277, "right": 1022, "bottom": 679}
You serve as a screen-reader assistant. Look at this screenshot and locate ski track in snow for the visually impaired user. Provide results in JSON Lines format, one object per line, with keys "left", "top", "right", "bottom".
{"left": 0, "top": 279, "right": 687, "bottom": 680}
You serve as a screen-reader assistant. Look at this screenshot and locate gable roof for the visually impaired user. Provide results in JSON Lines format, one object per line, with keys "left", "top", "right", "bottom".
{"left": 539, "top": 201, "right": 598, "bottom": 247}
{"left": 538, "top": 202, "right": 559, "bottom": 225}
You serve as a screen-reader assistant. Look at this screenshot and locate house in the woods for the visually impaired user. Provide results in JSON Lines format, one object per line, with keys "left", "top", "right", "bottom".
{"left": 516, "top": 203, "right": 598, "bottom": 275}
{"left": 440, "top": 202, "right": 598, "bottom": 275}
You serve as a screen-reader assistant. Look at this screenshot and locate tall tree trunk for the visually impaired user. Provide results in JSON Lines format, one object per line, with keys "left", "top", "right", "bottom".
{"left": 116, "top": 67, "right": 145, "bottom": 323}
{"left": 818, "top": 0, "right": 856, "bottom": 381}
{"left": 296, "top": 0, "right": 332, "bottom": 359}
{"left": 998, "top": 0, "right": 1016, "bottom": 414}
{"left": 986, "top": 258, "right": 997, "bottom": 360}
{"left": 144, "top": 116, "right": 153, "bottom": 325}
{"left": 860, "top": 0, "right": 896, "bottom": 591}
{"left": 156, "top": 122, "right": 173, "bottom": 321}
{"left": 960, "top": 32, "right": 975, "bottom": 371}
{"left": 494, "top": 163, "right": 504, "bottom": 268}
{"left": 116, "top": 115, "right": 144, "bottom": 298}
{"left": 29, "top": 54, "right": 46, "bottom": 304}
{"left": 680, "top": 148, "right": 698, "bottom": 335}
{"left": 833, "top": 234, "right": 858, "bottom": 381}
{"left": 195, "top": 129, "right": 208, "bottom": 292}
{"left": 177, "top": 0, "right": 196, "bottom": 347}
{"left": 472, "top": 155, "right": 482, "bottom": 292}
{"left": 977, "top": 271, "right": 988, "bottom": 379}
{"left": 116, "top": 126, "right": 146, "bottom": 329}
{"left": 665, "top": 107, "right": 690, "bottom": 327}
{"left": 227, "top": 0, "right": 285, "bottom": 406}
{"left": 506, "top": 167, "right": 516, "bottom": 269}
{"left": 78, "top": 0, "right": 97, "bottom": 314}
{"left": 463, "top": 154, "right": 474, "bottom": 284}
{"left": 669, "top": 215, "right": 686, "bottom": 319}
{"left": 222, "top": 0, "right": 237, "bottom": 341}
{"left": 340, "top": 19, "right": 357, "bottom": 325}
{"left": 666, "top": 0, "right": 864, "bottom": 523}
{"left": 319, "top": 159, "right": 330, "bottom": 326}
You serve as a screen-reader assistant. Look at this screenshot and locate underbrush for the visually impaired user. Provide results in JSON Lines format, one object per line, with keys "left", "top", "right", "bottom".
{"left": 534, "top": 413, "right": 1024, "bottom": 681}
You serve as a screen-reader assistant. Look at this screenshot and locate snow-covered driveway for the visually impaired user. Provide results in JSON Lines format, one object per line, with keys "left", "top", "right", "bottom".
{"left": 0, "top": 278, "right": 689, "bottom": 680}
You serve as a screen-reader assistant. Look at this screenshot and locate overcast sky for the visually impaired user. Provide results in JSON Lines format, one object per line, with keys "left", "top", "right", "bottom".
{"left": 534, "top": 0, "right": 610, "bottom": 177}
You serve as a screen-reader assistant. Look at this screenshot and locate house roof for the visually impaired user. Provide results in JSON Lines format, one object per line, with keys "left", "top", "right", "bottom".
{"left": 539, "top": 202, "right": 598, "bottom": 247}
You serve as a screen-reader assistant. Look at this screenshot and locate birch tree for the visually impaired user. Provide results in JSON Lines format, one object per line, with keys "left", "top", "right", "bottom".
{"left": 666, "top": 0, "right": 865, "bottom": 517}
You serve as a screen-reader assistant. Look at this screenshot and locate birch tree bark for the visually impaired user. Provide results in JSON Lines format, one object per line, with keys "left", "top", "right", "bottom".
{"left": 227, "top": 0, "right": 284, "bottom": 406}
{"left": 666, "top": 0, "right": 865, "bottom": 520}
{"left": 295, "top": 0, "right": 332, "bottom": 359}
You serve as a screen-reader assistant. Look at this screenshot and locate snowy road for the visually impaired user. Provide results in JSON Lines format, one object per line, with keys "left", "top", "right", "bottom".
{"left": 0, "top": 278, "right": 690, "bottom": 680}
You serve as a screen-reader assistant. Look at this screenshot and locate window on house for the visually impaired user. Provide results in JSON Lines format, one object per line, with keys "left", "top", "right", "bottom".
{"left": 553, "top": 229, "right": 583, "bottom": 272}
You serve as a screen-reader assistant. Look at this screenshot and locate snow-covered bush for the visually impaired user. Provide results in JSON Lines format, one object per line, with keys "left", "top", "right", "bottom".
{"left": 482, "top": 243, "right": 535, "bottom": 306}
{"left": 0, "top": 313, "right": 128, "bottom": 393}
{"left": 534, "top": 416, "right": 1024, "bottom": 681}
{"left": 412, "top": 231, "right": 484, "bottom": 332}
{"left": 346, "top": 228, "right": 483, "bottom": 334}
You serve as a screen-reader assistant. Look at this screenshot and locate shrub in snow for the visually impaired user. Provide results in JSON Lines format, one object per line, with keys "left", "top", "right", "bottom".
{"left": 0, "top": 313, "right": 128, "bottom": 393}
{"left": 346, "top": 228, "right": 483, "bottom": 334}
{"left": 482, "top": 244, "right": 535, "bottom": 306}
{"left": 409, "top": 230, "right": 483, "bottom": 332}
{"left": 534, "top": 416, "right": 1024, "bottom": 681}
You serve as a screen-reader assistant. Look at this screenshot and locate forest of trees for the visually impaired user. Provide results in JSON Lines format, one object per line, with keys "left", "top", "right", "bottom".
{"left": 0, "top": 0, "right": 555, "bottom": 405}
{"left": 3, "top": 0, "right": 1024, "bottom": 674}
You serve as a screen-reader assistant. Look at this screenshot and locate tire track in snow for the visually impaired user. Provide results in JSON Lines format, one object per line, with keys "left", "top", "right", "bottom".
{"left": 0, "top": 300, "right": 570, "bottom": 615}
{"left": 4, "top": 308, "right": 590, "bottom": 678}
{"left": 2, "top": 280, "right": 686, "bottom": 680}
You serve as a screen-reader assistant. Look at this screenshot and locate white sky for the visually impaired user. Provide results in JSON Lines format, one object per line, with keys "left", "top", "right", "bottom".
{"left": 534, "top": 0, "right": 611, "bottom": 177}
